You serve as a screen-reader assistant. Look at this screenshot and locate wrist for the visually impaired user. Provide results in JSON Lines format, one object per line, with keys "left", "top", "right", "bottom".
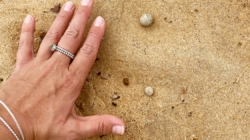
{"left": 0, "top": 99, "right": 34, "bottom": 140}
{"left": 0, "top": 119, "right": 16, "bottom": 140}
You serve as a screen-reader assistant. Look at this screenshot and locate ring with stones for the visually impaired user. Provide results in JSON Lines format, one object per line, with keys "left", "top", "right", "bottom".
{"left": 50, "top": 44, "right": 74, "bottom": 59}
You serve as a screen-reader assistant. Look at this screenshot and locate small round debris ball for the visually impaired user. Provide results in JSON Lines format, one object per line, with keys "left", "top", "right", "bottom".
{"left": 140, "top": 14, "right": 153, "bottom": 26}
{"left": 112, "top": 94, "right": 119, "bottom": 99}
{"left": 144, "top": 86, "right": 154, "bottom": 96}
{"left": 123, "top": 78, "right": 129, "bottom": 86}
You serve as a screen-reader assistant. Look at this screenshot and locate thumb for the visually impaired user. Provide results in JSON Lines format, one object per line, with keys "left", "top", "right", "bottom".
{"left": 67, "top": 115, "right": 125, "bottom": 139}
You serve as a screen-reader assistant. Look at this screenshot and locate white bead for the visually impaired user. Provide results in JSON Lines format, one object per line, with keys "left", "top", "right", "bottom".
{"left": 144, "top": 86, "right": 154, "bottom": 96}
{"left": 140, "top": 14, "right": 153, "bottom": 26}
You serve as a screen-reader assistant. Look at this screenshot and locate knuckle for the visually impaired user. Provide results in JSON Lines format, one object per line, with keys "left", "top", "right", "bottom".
{"left": 19, "top": 40, "right": 25, "bottom": 47}
{"left": 80, "top": 43, "right": 95, "bottom": 56}
{"left": 97, "top": 121, "right": 106, "bottom": 135}
{"left": 76, "top": 8, "right": 89, "bottom": 18}
{"left": 64, "top": 26, "right": 79, "bottom": 38}
{"left": 19, "top": 39, "right": 31, "bottom": 48}
{"left": 57, "top": 13, "right": 68, "bottom": 21}
{"left": 16, "top": 59, "right": 30, "bottom": 71}
{"left": 88, "top": 31, "right": 99, "bottom": 39}
{"left": 21, "top": 28, "right": 32, "bottom": 34}
{"left": 61, "top": 71, "right": 78, "bottom": 89}
{"left": 45, "top": 30, "right": 61, "bottom": 41}
{"left": 42, "top": 59, "right": 59, "bottom": 75}
{"left": 17, "top": 55, "right": 31, "bottom": 65}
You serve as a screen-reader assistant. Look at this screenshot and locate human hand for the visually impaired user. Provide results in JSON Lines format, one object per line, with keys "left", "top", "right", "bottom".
{"left": 0, "top": 0, "right": 125, "bottom": 139}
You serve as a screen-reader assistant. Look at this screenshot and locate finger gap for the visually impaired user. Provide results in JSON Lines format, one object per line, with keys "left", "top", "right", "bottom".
{"left": 0, "top": 78, "right": 4, "bottom": 85}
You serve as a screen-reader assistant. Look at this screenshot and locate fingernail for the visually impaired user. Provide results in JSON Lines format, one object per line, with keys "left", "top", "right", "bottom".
{"left": 24, "top": 15, "right": 32, "bottom": 24}
{"left": 64, "top": 1, "right": 74, "bottom": 11}
{"left": 94, "top": 16, "right": 104, "bottom": 27}
{"left": 81, "top": 0, "right": 91, "bottom": 6}
{"left": 112, "top": 126, "right": 125, "bottom": 135}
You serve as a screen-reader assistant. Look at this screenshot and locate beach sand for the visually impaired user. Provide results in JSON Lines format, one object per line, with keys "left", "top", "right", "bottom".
{"left": 0, "top": 0, "right": 250, "bottom": 139}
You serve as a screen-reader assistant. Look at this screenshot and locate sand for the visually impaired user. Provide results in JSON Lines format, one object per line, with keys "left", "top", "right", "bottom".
{"left": 1, "top": 0, "right": 250, "bottom": 139}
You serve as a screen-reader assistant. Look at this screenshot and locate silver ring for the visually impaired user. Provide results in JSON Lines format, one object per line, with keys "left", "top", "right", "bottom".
{"left": 50, "top": 44, "right": 74, "bottom": 59}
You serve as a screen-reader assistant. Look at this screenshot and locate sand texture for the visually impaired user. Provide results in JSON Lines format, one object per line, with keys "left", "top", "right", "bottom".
{"left": 0, "top": 0, "right": 250, "bottom": 139}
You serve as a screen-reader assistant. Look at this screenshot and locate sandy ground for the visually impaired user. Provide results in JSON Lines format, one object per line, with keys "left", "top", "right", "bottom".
{"left": 1, "top": 0, "right": 250, "bottom": 139}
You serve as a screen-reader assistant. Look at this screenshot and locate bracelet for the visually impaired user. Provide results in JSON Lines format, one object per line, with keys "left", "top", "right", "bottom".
{"left": 0, "top": 116, "right": 19, "bottom": 140}
{"left": 0, "top": 100, "right": 24, "bottom": 140}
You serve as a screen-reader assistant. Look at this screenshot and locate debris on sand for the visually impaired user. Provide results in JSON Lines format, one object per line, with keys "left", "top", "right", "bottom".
{"left": 123, "top": 78, "right": 129, "bottom": 86}
{"left": 140, "top": 14, "right": 153, "bottom": 26}
{"left": 50, "top": 4, "right": 61, "bottom": 14}
{"left": 144, "top": 86, "right": 154, "bottom": 96}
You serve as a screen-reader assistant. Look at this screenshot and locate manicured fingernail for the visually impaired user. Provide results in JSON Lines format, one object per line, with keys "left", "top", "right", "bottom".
{"left": 112, "top": 126, "right": 125, "bottom": 135}
{"left": 81, "top": 0, "right": 91, "bottom": 6}
{"left": 24, "top": 15, "right": 32, "bottom": 24}
{"left": 64, "top": 1, "right": 74, "bottom": 11}
{"left": 94, "top": 16, "right": 104, "bottom": 26}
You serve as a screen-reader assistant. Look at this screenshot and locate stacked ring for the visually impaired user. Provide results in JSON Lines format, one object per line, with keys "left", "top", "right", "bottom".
{"left": 50, "top": 44, "right": 75, "bottom": 59}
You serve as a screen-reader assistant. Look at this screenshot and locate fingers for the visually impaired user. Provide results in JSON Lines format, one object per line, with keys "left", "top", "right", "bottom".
{"left": 51, "top": 0, "right": 94, "bottom": 64}
{"left": 16, "top": 15, "right": 35, "bottom": 71}
{"left": 36, "top": 1, "right": 75, "bottom": 60}
{"left": 67, "top": 115, "right": 125, "bottom": 139}
{"left": 69, "top": 16, "right": 105, "bottom": 85}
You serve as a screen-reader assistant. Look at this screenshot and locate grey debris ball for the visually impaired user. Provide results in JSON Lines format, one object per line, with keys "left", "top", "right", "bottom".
{"left": 145, "top": 86, "right": 154, "bottom": 96}
{"left": 140, "top": 14, "right": 153, "bottom": 26}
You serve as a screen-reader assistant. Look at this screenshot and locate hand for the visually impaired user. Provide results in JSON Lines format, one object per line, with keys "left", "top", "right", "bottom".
{"left": 0, "top": 0, "right": 125, "bottom": 139}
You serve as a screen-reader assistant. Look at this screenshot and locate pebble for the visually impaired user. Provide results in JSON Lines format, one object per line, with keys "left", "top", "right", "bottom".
{"left": 140, "top": 14, "right": 153, "bottom": 26}
{"left": 112, "top": 94, "right": 120, "bottom": 100}
{"left": 112, "top": 94, "right": 118, "bottom": 99}
{"left": 50, "top": 4, "right": 61, "bottom": 14}
{"left": 123, "top": 78, "right": 129, "bottom": 86}
{"left": 144, "top": 86, "right": 154, "bottom": 96}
